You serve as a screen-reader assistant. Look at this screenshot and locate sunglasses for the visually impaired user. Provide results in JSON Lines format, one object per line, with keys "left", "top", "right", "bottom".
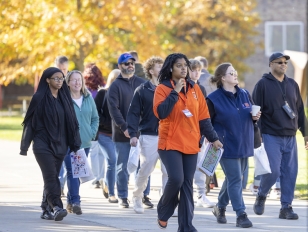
{"left": 226, "top": 71, "right": 238, "bottom": 77}
{"left": 272, "top": 61, "right": 288, "bottom": 65}
{"left": 121, "top": 62, "right": 135, "bottom": 66}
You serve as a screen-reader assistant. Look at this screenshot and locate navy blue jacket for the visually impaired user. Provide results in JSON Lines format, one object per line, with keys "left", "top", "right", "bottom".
{"left": 207, "top": 86, "right": 254, "bottom": 158}
{"left": 107, "top": 74, "right": 145, "bottom": 142}
{"left": 252, "top": 73, "right": 307, "bottom": 137}
{"left": 127, "top": 81, "right": 158, "bottom": 138}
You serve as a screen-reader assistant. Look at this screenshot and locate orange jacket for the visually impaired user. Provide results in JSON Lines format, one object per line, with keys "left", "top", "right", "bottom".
{"left": 153, "top": 80, "right": 210, "bottom": 154}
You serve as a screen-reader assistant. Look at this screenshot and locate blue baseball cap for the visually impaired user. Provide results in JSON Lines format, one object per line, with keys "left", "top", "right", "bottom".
{"left": 118, "top": 53, "right": 136, "bottom": 64}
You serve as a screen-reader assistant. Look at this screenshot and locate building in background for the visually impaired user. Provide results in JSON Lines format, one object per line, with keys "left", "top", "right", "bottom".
{"left": 244, "top": 0, "right": 307, "bottom": 104}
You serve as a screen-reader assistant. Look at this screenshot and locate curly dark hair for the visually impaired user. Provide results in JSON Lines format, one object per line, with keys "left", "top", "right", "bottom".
{"left": 158, "top": 53, "right": 191, "bottom": 83}
{"left": 83, "top": 63, "right": 105, "bottom": 90}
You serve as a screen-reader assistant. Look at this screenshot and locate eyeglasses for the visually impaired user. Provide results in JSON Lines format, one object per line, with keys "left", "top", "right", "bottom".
{"left": 272, "top": 61, "right": 288, "bottom": 65}
{"left": 50, "top": 77, "right": 65, "bottom": 82}
{"left": 121, "top": 62, "right": 135, "bottom": 66}
{"left": 226, "top": 71, "right": 238, "bottom": 77}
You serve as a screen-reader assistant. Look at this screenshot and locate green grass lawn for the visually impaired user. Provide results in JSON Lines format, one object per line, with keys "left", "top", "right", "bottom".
{"left": 1, "top": 116, "right": 307, "bottom": 199}
{"left": 0, "top": 116, "right": 23, "bottom": 141}
{"left": 215, "top": 132, "right": 308, "bottom": 200}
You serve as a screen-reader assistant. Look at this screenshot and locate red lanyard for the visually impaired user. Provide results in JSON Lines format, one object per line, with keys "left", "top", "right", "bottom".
{"left": 170, "top": 79, "right": 187, "bottom": 107}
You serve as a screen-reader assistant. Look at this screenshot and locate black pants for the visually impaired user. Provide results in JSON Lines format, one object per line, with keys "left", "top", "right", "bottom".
{"left": 34, "top": 152, "right": 64, "bottom": 211}
{"left": 157, "top": 150, "right": 198, "bottom": 232}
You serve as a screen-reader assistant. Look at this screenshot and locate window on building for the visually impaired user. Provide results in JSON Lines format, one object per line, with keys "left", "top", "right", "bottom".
{"left": 265, "top": 21, "right": 304, "bottom": 56}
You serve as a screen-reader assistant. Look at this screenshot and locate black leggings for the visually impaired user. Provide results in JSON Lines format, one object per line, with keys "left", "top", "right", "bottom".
{"left": 157, "top": 150, "right": 198, "bottom": 232}
{"left": 34, "top": 152, "right": 64, "bottom": 211}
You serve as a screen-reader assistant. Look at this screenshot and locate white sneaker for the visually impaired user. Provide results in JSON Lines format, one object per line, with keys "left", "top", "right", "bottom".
{"left": 132, "top": 196, "right": 144, "bottom": 214}
{"left": 249, "top": 183, "right": 258, "bottom": 196}
{"left": 269, "top": 189, "right": 281, "bottom": 199}
{"left": 196, "top": 194, "right": 215, "bottom": 208}
{"left": 172, "top": 206, "right": 178, "bottom": 217}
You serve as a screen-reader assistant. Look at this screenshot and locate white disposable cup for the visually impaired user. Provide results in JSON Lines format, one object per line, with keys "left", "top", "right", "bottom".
{"left": 251, "top": 105, "right": 260, "bottom": 116}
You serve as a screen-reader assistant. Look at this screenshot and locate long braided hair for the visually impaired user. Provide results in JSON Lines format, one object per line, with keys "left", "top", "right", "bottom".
{"left": 158, "top": 53, "right": 192, "bottom": 83}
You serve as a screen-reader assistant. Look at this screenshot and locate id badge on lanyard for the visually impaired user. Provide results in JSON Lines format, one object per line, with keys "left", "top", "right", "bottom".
{"left": 170, "top": 79, "right": 193, "bottom": 118}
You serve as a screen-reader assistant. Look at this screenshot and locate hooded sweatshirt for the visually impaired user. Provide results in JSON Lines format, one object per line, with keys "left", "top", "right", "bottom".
{"left": 252, "top": 72, "right": 307, "bottom": 137}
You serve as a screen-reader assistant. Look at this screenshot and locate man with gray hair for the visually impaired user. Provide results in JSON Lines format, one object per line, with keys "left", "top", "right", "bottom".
{"left": 194, "top": 56, "right": 216, "bottom": 95}
{"left": 55, "top": 56, "right": 69, "bottom": 76}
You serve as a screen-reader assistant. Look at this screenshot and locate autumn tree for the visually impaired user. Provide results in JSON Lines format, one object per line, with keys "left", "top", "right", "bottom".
{"left": 0, "top": 0, "right": 260, "bottom": 86}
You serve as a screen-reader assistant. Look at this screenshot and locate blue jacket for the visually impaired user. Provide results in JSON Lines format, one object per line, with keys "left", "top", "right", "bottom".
{"left": 207, "top": 86, "right": 254, "bottom": 158}
{"left": 73, "top": 91, "right": 99, "bottom": 149}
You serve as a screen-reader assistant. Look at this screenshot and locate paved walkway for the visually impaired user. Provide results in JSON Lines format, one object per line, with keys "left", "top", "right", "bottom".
{"left": 0, "top": 140, "right": 307, "bottom": 231}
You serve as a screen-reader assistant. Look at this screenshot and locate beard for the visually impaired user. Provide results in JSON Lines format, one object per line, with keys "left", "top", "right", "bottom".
{"left": 121, "top": 66, "right": 135, "bottom": 75}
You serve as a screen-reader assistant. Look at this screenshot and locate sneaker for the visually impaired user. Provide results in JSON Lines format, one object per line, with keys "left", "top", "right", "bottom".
{"left": 212, "top": 205, "right": 227, "bottom": 224}
{"left": 279, "top": 206, "right": 299, "bottom": 220}
{"left": 92, "top": 180, "right": 101, "bottom": 189}
{"left": 132, "top": 196, "right": 144, "bottom": 214}
{"left": 142, "top": 196, "right": 154, "bottom": 208}
{"left": 172, "top": 206, "right": 178, "bottom": 217}
{"left": 72, "top": 203, "right": 82, "bottom": 215}
{"left": 249, "top": 183, "right": 258, "bottom": 196}
{"left": 236, "top": 212, "right": 253, "bottom": 228}
{"left": 53, "top": 206, "right": 67, "bottom": 221}
{"left": 66, "top": 203, "right": 73, "bottom": 213}
{"left": 196, "top": 194, "right": 215, "bottom": 208}
{"left": 253, "top": 195, "right": 267, "bottom": 215}
{"left": 119, "top": 198, "right": 130, "bottom": 208}
{"left": 269, "top": 188, "right": 281, "bottom": 199}
{"left": 108, "top": 196, "right": 119, "bottom": 203}
{"left": 100, "top": 179, "right": 109, "bottom": 199}
{"left": 157, "top": 219, "right": 168, "bottom": 229}
{"left": 40, "top": 210, "right": 54, "bottom": 220}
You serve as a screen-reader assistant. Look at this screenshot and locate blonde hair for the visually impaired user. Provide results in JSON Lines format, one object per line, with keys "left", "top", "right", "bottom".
{"left": 105, "top": 69, "right": 121, "bottom": 88}
{"left": 189, "top": 59, "right": 202, "bottom": 71}
{"left": 65, "top": 70, "right": 89, "bottom": 96}
{"left": 143, "top": 56, "right": 164, "bottom": 79}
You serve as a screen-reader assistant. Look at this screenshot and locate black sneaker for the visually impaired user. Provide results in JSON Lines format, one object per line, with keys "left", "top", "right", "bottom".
{"left": 40, "top": 210, "right": 54, "bottom": 220}
{"left": 72, "top": 203, "right": 82, "bottom": 215}
{"left": 53, "top": 206, "right": 68, "bottom": 221}
{"left": 119, "top": 198, "right": 130, "bottom": 208}
{"left": 212, "top": 205, "right": 227, "bottom": 224}
{"left": 279, "top": 206, "right": 299, "bottom": 220}
{"left": 236, "top": 212, "right": 253, "bottom": 228}
{"left": 143, "top": 196, "right": 154, "bottom": 208}
{"left": 253, "top": 195, "right": 267, "bottom": 215}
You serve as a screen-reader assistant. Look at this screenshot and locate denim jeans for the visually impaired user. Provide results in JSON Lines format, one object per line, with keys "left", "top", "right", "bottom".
{"left": 58, "top": 162, "right": 67, "bottom": 189}
{"left": 98, "top": 133, "right": 117, "bottom": 196}
{"left": 259, "top": 134, "right": 297, "bottom": 208}
{"left": 64, "top": 147, "right": 90, "bottom": 204}
{"left": 218, "top": 157, "right": 248, "bottom": 216}
{"left": 89, "top": 141, "right": 105, "bottom": 182}
{"left": 114, "top": 142, "right": 131, "bottom": 199}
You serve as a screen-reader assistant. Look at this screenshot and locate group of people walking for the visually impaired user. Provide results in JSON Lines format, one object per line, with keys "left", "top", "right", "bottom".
{"left": 20, "top": 51, "right": 307, "bottom": 231}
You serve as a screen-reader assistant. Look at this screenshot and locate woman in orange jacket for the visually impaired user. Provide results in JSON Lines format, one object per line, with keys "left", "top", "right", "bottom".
{"left": 153, "top": 53, "right": 222, "bottom": 232}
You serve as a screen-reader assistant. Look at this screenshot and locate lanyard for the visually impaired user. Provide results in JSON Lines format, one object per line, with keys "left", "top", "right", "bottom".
{"left": 275, "top": 80, "right": 287, "bottom": 103}
{"left": 170, "top": 79, "right": 187, "bottom": 107}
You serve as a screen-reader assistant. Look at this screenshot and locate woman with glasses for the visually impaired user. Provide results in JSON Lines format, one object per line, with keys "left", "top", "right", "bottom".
{"left": 207, "top": 63, "right": 261, "bottom": 228}
{"left": 63, "top": 70, "right": 99, "bottom": 215}
{"left": 20, "top": 67, "right": 81, "bottom": 221}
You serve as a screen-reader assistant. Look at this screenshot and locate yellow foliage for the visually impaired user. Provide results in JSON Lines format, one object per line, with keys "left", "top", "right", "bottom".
{"left": 0, "top": 0, "right": 260, "bottom": 85}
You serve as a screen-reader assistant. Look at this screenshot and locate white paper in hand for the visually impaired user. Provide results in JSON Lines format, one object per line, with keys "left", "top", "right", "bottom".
{"left": 254, "top": 143, "right": 271, "bottom": 176}
{"left": 197, "top": 143, "right": 223, "bottom": 176}
{"left": 127, "top": 143, "right": 140, "bottom": 174}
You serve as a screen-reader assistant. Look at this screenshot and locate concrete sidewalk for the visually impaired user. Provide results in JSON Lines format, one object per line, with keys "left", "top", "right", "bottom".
{"left": 0, "top": 139, "right": 307, "bottom": 232}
